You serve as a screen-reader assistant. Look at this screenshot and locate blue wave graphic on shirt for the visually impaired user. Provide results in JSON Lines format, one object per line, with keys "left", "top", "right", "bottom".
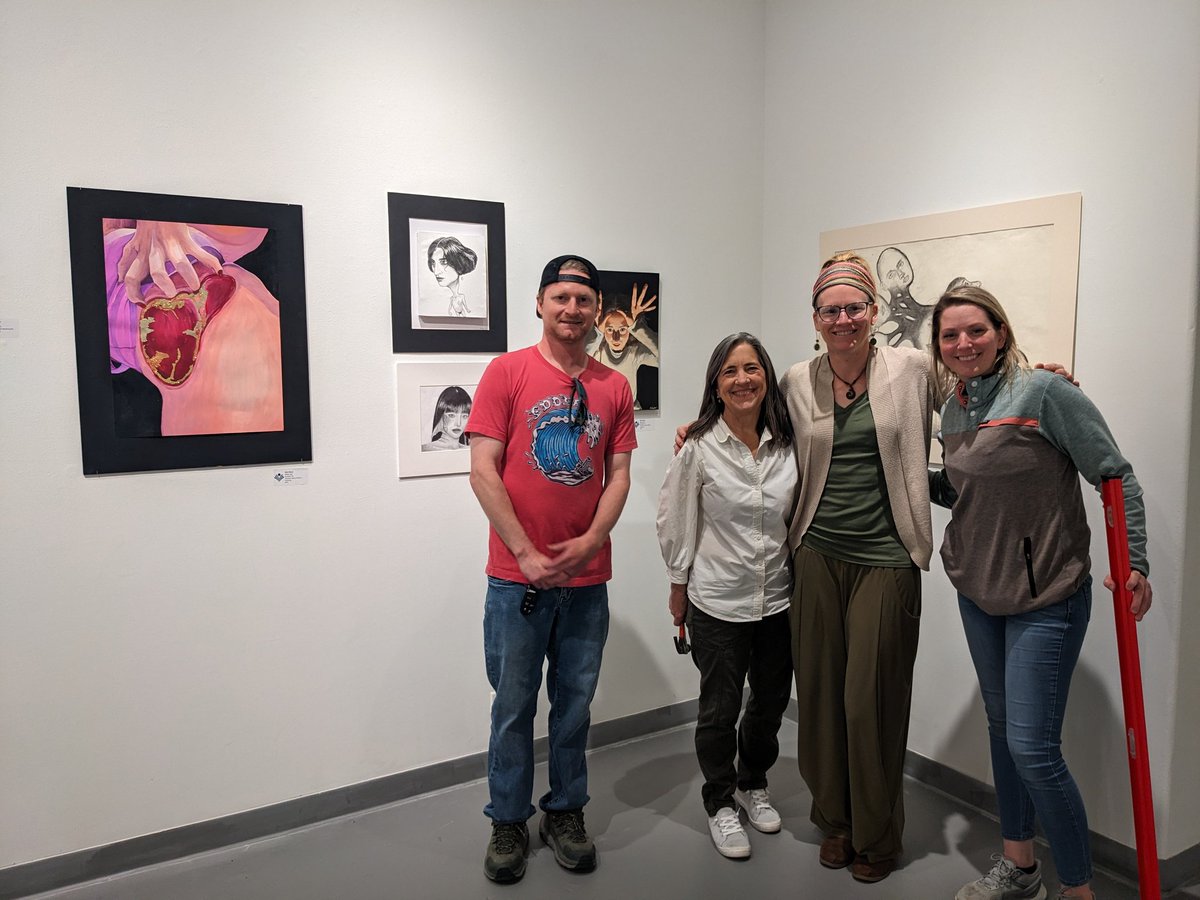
{"left": 525, "top": 395, "right": 601, "bottom": 486}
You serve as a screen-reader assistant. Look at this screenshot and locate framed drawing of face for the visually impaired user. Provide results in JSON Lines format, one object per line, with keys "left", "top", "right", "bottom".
{"left": 396, "top": 359, "right": 491, "bottom": 478}
{"left": 389, "top": 193, "right": 507, "bottom": 353}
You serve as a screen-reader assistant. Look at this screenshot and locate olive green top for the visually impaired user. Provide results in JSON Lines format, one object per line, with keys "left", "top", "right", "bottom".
{"left": 801, "top": 393, "right": 911, "bottom": 568}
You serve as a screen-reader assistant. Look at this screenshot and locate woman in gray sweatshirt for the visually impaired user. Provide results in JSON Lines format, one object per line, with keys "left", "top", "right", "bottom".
{"left": 929, "top": 284, "right": 1151, "bottom": 900}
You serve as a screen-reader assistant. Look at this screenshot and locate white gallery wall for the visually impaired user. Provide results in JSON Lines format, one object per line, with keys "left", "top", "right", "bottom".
{"left": 1, "top": 0, "right": 1198, "bottom": 876}
{"left": 0, "top": 0, "right": 766, "bottom": 868}
{"left": 760, "top": 0, "right": 1200, "bottom": 858}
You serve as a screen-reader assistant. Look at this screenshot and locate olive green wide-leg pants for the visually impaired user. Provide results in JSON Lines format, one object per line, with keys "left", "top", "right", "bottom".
{"left": 790, "top": 545, "right": 921, "bottom": 864}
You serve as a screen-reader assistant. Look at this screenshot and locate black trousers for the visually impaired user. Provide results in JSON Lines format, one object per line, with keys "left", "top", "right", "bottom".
{"left": 688, "top": 603, "right": 793, "bottom": 816}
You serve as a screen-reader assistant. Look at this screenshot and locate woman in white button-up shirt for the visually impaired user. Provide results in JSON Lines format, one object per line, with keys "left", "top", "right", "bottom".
{"left": 657, "top": 333, "right": 799, "bottom": 860}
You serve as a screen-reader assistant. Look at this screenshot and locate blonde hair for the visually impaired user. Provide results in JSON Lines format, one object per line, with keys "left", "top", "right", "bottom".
{"left": 930, "top": 284, "right": 1029, "bottom": 404}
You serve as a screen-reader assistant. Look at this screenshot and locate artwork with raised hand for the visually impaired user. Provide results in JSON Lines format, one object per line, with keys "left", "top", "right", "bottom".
{"left": 67, "top": 187, "right": 312, "bottom": 475}
{"left": 587, "top": 270, "right": 660, "bottom": 410}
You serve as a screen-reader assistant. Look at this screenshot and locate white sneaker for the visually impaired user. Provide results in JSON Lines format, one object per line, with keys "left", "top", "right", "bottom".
{"left": 734, "top": 787, "right": 782, "bottom": 833}
{"left": 707, "top": 807, "right": 751, "bottom": 859}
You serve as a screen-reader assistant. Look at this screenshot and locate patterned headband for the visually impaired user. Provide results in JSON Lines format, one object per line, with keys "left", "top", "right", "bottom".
{"left": 812, "top": 260, "right": 877, "bottom": 305}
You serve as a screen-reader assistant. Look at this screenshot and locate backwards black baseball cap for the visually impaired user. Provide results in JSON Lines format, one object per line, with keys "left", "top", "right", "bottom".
{"left": 538, "top": 254, "right": 600, "bottom": 293}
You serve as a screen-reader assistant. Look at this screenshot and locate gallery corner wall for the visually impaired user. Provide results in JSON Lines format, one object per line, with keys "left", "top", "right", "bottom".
{"left": 760, "top": 0, "right": 1200, "bottom": 859}
{"left": 4, "top": 0, "right": 1198, "bottom": 878}
{"left": 0, "top": 0, "right": 767, "bottom": 870}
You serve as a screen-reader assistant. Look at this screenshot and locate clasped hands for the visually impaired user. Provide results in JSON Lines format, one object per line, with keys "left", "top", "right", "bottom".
{"left": 516, "top": 534, "right": 603, "bottom": 589}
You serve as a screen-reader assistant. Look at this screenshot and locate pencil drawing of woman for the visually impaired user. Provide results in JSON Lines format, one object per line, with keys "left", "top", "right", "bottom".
{"left": 422, "top": 385, "right": 473, "bottom": 451}
{"left": 427, "top": 236, "right": 479, "bottom": 317}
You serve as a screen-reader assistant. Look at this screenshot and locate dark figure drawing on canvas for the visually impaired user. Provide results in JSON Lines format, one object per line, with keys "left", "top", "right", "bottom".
{"left": 874, "top": 247, "right": 936, "bottom": 349}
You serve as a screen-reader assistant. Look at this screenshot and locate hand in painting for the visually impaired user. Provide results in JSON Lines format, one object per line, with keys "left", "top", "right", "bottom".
{"left": 1035, "top": 361, "right": 1079, "bottom": 386}
{"left": 1104, "top": 570, "right": 1153, "bottom": 622}
{"left": 629, "top": 282, "right": 657, "bottom": 326}
{"left": 117, "top": 220, "right": 223, "bottom": 303}
{"left": 594, "top": 284, "right": 657, "bottom": 327}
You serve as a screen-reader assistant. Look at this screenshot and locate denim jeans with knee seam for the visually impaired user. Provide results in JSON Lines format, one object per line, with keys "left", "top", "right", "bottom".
{"left": 483, "top": 576, "right": 609, "bottom": 824}
{"left": 958, "top": 576, "right": 1093, "bottom": 888}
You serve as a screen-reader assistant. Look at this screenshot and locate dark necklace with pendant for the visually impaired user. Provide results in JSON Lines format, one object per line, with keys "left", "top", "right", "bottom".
{"left": 829, "top": 354, "right": 870, "bottom": 400}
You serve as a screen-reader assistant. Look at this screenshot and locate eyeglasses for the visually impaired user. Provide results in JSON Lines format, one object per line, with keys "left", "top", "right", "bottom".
{"left": 568, "top": 377, "right": 590, "bottom": 428}
{"left": 815, "top": 301, "right": 871, "bottom": 323}
{"left": 604, "top": 326, "right": 630, "bottom": 337}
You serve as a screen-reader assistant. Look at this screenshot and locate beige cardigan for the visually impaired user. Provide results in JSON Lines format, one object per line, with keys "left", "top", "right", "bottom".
{"left": 780, "top": 345, "right": 933, "bottom": 570}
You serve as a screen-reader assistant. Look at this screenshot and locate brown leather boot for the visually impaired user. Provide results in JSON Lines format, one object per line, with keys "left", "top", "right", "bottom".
{"left": 850, "top": 855, "right": 896, "bottom": 883}
{"left": 818, "top": 833, "right": 854, "bottom": 869}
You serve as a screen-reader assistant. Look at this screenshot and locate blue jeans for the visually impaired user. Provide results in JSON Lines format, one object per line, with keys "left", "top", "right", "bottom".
{"left": 483, "top": 576, "right": 609, "bottom": 824}
{"left": 958, "top": 576, "right": 1093, "bottom": 888}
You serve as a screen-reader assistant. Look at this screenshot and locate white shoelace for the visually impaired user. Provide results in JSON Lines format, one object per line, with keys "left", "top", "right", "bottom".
{"left": 743, "top": 789, "right": 773, "bottom": 813}
{"left": 713, "top": 810, "right": 744, "bottom": 835}
{"left": 978, "top": 854, "right": 1020, "bottom": 888}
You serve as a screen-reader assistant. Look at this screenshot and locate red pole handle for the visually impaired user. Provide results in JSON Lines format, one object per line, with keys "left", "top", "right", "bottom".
{"left": 1100, "top": 476, "right": 1161, "bottom": 899}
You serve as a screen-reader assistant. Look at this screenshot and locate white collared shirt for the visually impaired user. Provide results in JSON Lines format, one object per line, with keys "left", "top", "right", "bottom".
{"left": 656, "top": 418, "right": 798, "bottom": 622}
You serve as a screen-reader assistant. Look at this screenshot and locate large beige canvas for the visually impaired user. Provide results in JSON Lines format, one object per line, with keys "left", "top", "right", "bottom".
{"left": 819, "top": 193, "right": 1082, "bottom": 368}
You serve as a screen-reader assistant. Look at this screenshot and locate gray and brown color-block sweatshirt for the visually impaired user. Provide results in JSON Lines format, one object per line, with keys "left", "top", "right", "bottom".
{"left": 930, "top": 368, "right": 1147, "bottom": 616}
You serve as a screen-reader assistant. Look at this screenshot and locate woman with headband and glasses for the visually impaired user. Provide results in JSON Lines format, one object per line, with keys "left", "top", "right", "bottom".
{"left": 780, "top": 251, "right": 934, "bottom": 884}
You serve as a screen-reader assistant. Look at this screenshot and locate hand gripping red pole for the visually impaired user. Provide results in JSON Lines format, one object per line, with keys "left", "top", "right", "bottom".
{"left": 1100, "top": 476, "right": 1161, "bottom": 899}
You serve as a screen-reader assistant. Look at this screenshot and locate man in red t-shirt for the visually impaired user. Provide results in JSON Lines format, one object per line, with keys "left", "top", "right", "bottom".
{"left": 467, "top": 255, "right": 637, "bottom": 885}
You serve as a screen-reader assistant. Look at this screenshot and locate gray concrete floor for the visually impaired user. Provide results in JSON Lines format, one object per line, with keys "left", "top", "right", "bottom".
{"left": 29, "top": 725, "right": 1198, "bottom": 899}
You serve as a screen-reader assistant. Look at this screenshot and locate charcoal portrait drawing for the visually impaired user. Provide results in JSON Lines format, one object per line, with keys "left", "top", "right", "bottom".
{"left": 412, "top": 221, "right": 488, "bottom": 323}
{"left": 421, "top": 384, "right": 474, "bottom": 452}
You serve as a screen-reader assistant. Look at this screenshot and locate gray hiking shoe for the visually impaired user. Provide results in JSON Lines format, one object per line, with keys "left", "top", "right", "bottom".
{"left": 484, "top": 821, "right": 529, "bottom": 884}
{"left": 956, "top": 854, "right": 1047, "bottom": 900}
{"left": 539, "top": 809, "right": 597, "bottom": 872}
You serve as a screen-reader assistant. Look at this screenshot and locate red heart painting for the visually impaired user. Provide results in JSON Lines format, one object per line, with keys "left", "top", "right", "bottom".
{"left": 138, "top": 272, "right": 236, "bottom": 386}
